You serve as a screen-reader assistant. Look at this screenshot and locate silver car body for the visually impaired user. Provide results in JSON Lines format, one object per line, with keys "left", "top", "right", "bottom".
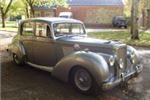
{"left": 8, "top": 17, "right": 143, "bottom": 90}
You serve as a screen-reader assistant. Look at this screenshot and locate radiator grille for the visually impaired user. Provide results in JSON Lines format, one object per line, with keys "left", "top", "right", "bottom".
{"left": 116, "top": 45, "right": 127, "bottom": 72}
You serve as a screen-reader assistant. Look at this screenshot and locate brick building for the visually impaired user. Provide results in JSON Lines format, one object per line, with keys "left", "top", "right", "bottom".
{"left": 33, "top": 0, "right": 124, "bottom": 27}
{"left": 56, "top": 0, "right": 124, "bottom": 27}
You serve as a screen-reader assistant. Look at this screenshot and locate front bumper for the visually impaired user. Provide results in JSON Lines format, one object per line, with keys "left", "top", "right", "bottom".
{"left": 102, "top": 64, "right": 143, "bottom": 90}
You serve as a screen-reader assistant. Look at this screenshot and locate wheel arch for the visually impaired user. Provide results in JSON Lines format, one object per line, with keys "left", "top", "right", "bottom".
{"left": 8, "top": 41, "right": 26, "bottom": 61}
{"left": 51, "top": 51, "right": 109, "bottom": 85}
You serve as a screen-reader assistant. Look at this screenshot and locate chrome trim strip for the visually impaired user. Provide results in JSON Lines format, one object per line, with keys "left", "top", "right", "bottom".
{"left": 27, "top": 62, "right": 54, "bottom": 72}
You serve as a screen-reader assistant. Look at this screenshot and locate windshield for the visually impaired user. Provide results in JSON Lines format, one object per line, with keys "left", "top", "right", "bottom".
{"left": 53, "top": 23, "right": 85, "bottom": 37}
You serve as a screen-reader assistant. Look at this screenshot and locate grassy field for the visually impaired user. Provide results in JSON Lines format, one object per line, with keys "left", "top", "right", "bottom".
{"left": 0, "top": 21, "right": 16, "bottom": 24}
{"left": 0, "top": 21, "right": 18, "bottom": 32}
{"left": 88, "top": 31, "right": 150, "bottom": 47}
{"left": 0, "top": 21, "right": 17, "bottom": 28}
{"left": 0, "top": 27, "right": 18, "bottom": 32}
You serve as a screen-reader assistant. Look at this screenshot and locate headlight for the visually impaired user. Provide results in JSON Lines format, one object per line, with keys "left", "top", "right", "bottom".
{"left": 109, "top": 56, "right": 115, "bottom": 66}
{"left": 119, "top": 58, "right": 124, "bottom": 69}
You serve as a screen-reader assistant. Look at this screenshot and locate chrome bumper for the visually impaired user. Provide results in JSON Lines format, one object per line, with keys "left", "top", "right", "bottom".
{"left": 102, "top": 64, "right": 143, "bottom": 90}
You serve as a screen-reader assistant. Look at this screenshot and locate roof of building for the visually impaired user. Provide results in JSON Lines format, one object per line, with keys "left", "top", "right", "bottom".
{"left": 33, "top": 6, "right": 56, "bottom": 10}
{"left": 67, "top": 0, "right": 124, "bottom": 6}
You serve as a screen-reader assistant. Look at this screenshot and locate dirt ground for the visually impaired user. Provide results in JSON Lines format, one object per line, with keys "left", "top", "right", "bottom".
{"left": 1, "top": 46, "right": 150, "bottom": 100}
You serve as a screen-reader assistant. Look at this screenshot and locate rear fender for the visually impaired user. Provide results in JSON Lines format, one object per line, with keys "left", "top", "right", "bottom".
{"left": 52, "top": 51, "right": 109, "bottom": 85}
{"left": 9, "top": 41, "right": 26, "bottom": 61}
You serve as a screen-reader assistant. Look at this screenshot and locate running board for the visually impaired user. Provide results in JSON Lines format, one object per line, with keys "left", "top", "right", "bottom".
{"left": 27, "top": 62, "right": 54, "bottom": 72}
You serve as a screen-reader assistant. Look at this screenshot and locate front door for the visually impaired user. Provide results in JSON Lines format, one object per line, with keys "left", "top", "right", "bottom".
{"left": 32, "top": 22, "right": 57, "bottom": 66}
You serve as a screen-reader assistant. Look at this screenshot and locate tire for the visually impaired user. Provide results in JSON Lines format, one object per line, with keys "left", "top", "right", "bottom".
{"left": 13, "top": 54, "right": 23, "bottom": 65}
{"left": 70, "top": 67, "right": 99, "bottom": 95}
{"left": 124, "top": 26, "right": 127, "bottom": 29}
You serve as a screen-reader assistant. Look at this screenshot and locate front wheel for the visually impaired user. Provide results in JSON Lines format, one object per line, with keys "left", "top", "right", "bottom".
{"left": 71, "top": 67, "right": 99, "bottom": 95}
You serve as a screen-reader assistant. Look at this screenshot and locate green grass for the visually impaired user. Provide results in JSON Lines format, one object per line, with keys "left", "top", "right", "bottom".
{"left": 88, "top": 31, "right": 150, "bottom": 47}
{"left": 0, "top": 21, "right": 17, "bottom": 28}
{"left": 0, "top": 21, "right": 18, "bottom": 32}
{"left": 0, "top": 21, "right": 16, "bottom": 24}
{"left": 0, "top": 27, "right": 18, "bottom": 32}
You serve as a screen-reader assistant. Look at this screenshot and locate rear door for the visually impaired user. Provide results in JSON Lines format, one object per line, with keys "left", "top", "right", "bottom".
{"left": 21, "top": 21, "right": 34, "bottom": 62}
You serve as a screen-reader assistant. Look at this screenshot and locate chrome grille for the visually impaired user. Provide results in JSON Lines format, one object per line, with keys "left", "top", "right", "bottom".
{"left": 116, "top": 45, "right": 127, "bottom": 72}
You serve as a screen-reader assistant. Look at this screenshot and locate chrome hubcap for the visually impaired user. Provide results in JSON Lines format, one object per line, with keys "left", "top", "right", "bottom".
{"left": 74, "top": 69, "right": 92, "bottom": 91}
{"left": 14, "top": 54, "right": 19, "bottom": 64}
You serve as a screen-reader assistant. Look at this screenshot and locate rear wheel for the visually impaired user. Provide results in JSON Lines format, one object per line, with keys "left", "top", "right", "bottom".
{"left": 71, "top": 67, "right": 99, "bottom": 95}
{"left": 13, "top": 54, "right": 23, "bottom": 65}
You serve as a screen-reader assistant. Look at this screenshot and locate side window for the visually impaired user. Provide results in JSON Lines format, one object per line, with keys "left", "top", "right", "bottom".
{"left": 22, "top": 22, "right": 34, "bottom": 36}
{"left": 35, "top": 22, "right": 51, "bottom": 38}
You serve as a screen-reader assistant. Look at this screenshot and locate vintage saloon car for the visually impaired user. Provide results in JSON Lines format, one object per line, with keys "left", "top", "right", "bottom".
{"left": 8, "top": 17, "right": 143, "bottom": 94}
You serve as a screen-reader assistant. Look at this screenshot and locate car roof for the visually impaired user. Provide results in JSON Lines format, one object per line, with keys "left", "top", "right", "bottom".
{"left": 21, "top": 17, "right": 83, "bottom": 24}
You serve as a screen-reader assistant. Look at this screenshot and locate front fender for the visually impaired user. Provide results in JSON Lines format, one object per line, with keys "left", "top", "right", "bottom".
{"left": 127, "top": 45, "right": 139, "bottom": 64}
{"left": 52, "top": 51, "right": 109, "bottom": 85}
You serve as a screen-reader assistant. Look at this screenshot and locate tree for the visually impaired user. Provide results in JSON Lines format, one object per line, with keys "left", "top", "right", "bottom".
{"left": 145, "top": 0, "right": 150, "bottom": 28}
{"left": 24, "top": 0, "right": 67, "bottom": 17}
{"left": 25, "top": 0, "right": 35, "bottom": 17}
{"left": 8, "top": 0, "right": 25, "bottom": 17}
{"left": 11, "top": 0, "right": 30, "bottom": 18}
{"left": 147, "top": 9, "right": 150, "bottom": 28}
{"left": 0, "top": 0, "right": 13, "bottom": 28}
{"left": 131, "top": 0, "right": 140, "bottom": 40}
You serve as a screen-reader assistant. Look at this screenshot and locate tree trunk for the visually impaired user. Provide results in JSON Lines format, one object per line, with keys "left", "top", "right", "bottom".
{"left": 142, "top": 9, "right": 145, "bottom": 27}
{"left": 30, "top": 5, "right": 35, "bottom": 17}
{"left": 0, "top": 0, "right": 13, "bottom": 28}
{"left": 25, "top": 4, "right": 29, "bottom": 18}
{"left": 2, "top": 15, "right": 5, "bottom": 28}
{"left": 147, "top": 9, "right": 150, "bottom": 28}
{"left": 131, "top": 0, "right": 139, "bottom": 40}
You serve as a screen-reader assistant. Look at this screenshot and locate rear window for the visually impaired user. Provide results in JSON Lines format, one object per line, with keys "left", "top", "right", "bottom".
{"left": 22, "top": 22, "right": 34, "bottom": 36}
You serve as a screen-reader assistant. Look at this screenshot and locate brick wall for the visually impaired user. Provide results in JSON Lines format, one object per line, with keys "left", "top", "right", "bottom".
{"left": 34, "top": 10, "right": 55, "bottom": 17}
{"left": 56, "top": 5, "right": 124, "bottom": 27}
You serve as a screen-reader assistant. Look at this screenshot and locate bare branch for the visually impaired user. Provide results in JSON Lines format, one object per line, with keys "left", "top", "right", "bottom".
{"left": 4, "top": 0, "right": 13, "bottom": 15}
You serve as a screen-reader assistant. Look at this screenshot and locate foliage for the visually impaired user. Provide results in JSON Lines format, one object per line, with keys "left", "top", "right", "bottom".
{"left": 34, "top": 0, "right": 68, "bottom": 7}
{"left": 0, "top": 0, "right": 13, "bottom": 13}
{"left": 124, "top": 0, "right": 145, "bottom": 17}
{"left": 124, "top": 0, "right": 132, "bottom": 17}
{"left": 0, "top": 0, "right": 13, "bottom": 27}
{"left": 8, "top": 0, "right": 25, "bottom": 16}
{"left": 88, "top": 31, "right": 150, "bottom": 46}
{"left": 24, "top": 0, "right": 67, "bottom": 17}
{"left": 144, "top": 0, "right": 150, "bottom": 9}
{"left": 4, "top": 0, "right": 67, "bottom": 18}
